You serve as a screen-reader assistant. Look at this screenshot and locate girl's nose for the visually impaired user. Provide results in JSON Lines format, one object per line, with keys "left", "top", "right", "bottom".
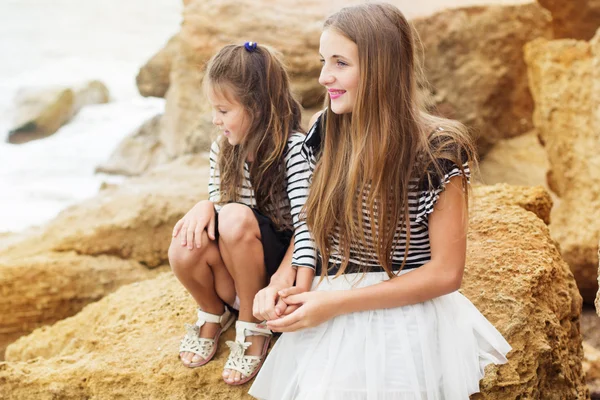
{"left": 212, "top": 114, "right": 222, "bottom": 126}
{"left": 318, "top": 68, "right": 334, "bottom": 86}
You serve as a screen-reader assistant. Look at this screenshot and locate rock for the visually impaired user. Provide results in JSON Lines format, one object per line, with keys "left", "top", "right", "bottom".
{"left": 0, "top": 252, "right": 161, "bottom": 360}
{"left": 478, "top": 131, "right": 551, "bottom": 189}
{"left": 524, "top": 31, "right": 600, "bottom": 304}
{"left": 465, "top": 185, "right": 587, "bottom": 399}
{"left": 413, "top": 3, "right": 552, "bottom": 155}
{"left": 0, "top": 184, "right": 587, "bottom": 399}
{"left": 7, "top": 87, "right": 74, "bottom": 144}
{"left": 471, "top": 183, "right": 552, "bottom": 225}
{"left": 537, "top": 0, "right": 600, "bottom": 40}
{"left": 137, "top": 35, "right": 180, "bottom": 98}
{"left": 7, "top": 81, "right": 110, "bottom": 144}
{"left": 95, "top": 114, "right": 170, "bottom": 176}
{"left": 72, "top": 80, "right": 110, "bottom": 110}
{"left": 158, "top": 1, "right": 552, "bottom": 159}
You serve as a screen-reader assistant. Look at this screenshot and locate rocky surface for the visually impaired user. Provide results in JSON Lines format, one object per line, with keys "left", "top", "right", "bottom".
{"left": 524, "top": 31, "right": 600, "bottom": 304}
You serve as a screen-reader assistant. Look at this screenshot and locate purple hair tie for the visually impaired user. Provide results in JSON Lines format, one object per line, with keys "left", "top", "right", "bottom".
{"left": 244, "top": 41, "right": 258, "bottom": 52}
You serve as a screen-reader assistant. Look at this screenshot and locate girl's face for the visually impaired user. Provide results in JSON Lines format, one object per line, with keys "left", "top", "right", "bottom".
{"left": 208, "top": 86, "right": 251, "bottom": 146}
{"left": 318, "top": 28, "right": 360, "bottom": 115}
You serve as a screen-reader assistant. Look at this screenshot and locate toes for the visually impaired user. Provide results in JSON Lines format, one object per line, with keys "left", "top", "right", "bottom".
{"left": 233, "top": 371, "right": 242, "bottom": 383}
{"left": 180, "top": 352, "right": 190, "bottom": 364}
{"left": 191, "top": 354, "right": 203, "bottom": 364}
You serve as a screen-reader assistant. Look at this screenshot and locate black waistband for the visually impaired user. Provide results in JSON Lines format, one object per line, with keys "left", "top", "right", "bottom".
{"left": 316, "top": 260, "right": 421, "bottom": 276}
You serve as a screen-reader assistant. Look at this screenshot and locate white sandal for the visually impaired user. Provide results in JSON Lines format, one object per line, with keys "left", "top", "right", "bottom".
{"left": 223, "top": 320, "right": 272, "bottom": 385}
{"left": 179, "top": 306, "right": 235, "bottom": 368}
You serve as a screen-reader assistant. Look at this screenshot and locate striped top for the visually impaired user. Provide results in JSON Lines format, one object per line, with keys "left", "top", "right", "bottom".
{"left": 287, "top": 115, "right": 470, "bottom": 275}
{"left": 208, "top": 133, "right": 306, "bottom": 229}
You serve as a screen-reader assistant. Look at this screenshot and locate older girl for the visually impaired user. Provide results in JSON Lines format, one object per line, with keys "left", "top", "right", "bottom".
{"left": 251, "top": 4, "right": 511, "bottom": 399}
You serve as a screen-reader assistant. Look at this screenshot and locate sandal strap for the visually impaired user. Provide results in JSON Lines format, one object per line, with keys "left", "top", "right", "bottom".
{"left": 234, "top": 320, "right": 272, "bottom": 343}
{"left": 179, "top": 324, "right": 215, "bottom": 358}
{"left": 223, "top": 344, "right": 263, "bottom": 377}
{"left": 196, "top": 306, "right": 231, "bottom": 328}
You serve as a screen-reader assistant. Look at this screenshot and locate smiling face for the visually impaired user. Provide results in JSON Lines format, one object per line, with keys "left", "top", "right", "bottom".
{"left": 207, "top": 85, "right": 252, "bottom": 146}
{"left": 318, "top": 28, "right": 360, "bottom": 115}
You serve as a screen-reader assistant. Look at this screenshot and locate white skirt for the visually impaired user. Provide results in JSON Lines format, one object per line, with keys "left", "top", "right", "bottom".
{"left": 249, "top": 270, "right": 511, "bottom": 400}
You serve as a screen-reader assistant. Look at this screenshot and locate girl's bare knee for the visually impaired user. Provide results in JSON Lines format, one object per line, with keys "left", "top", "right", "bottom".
{"left": 218, "top": 204, "right": 257, "bottom": 243}
{"left": 168, "top": 237, "right": 206, "bottom": 272}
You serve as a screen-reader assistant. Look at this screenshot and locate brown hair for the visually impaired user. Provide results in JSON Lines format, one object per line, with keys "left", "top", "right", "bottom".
{"left": 305, "top": 3, "right": 477, "bottom": 278}
{"left": 205, "top": 44, "right": 303, "bottom": 229}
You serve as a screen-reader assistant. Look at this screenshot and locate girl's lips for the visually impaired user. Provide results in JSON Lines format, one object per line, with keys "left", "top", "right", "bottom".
{"left": 328, "top": 89, "right": 346, "bottom": 100}
{"left": 223, "top": 130, "right": 230, "bottom": 136}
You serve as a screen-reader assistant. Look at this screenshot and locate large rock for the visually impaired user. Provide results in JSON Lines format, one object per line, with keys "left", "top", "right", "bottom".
{"left": 0, "top": 185, "right": 587, "bottom": 399}
{"left": 524, "top": 31, "right": 600, "bottom": 304}
{"left": 0, "top": 156, "right": 211, "bottom": 358}
{"left": 95, "top": 114, "right": 171, "bottom": 176}
{"left": 158, "top": 0, "right": 551, "bottom": 159}
{"left": 537, "top": 0, "right": 600, "bottom": 40}
{"left": 413, "top": 3, "right": 552, "bottom": 155}
{"left": 137, "top": 35, "right": 180, "bottom": 98}
{"left": 7, "top": 81, "right": 110, "bottom": 144}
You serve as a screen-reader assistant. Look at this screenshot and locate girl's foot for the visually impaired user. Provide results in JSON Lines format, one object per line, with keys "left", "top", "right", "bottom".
{"left": 222, "top": 321, "right": 272, "bottom": 385}
{"left": 179, "top": 307, "right": 235, "bottom": 368}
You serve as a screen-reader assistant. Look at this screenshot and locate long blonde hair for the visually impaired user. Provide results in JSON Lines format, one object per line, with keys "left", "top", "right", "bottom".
{"left": 305, "top": 3, "right": 477, "bottom": 278}
{"left": 205, "top": 44, "right": 303, "bottom": 229}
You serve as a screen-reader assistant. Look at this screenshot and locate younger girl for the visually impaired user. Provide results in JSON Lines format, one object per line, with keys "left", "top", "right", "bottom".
{"left": 250, "top": 4, "right": 511, "bottom": 399}
{"left": 168, "top": 42, "right": 305, "bottom": 386}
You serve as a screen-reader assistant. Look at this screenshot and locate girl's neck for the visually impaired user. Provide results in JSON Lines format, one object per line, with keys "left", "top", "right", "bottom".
{"left": 246, "top": 152, "right": 255, "bottom": 163}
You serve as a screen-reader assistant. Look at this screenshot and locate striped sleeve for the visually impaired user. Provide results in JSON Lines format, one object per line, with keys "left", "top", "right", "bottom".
{"left": 285, "top": 133, "right": 317, "bottom": 270}
{"left": 415, "top": 161, "right": 470, "bottom": 225}
{"left": 208, "top": 140, "right": 222, "bottom": 212}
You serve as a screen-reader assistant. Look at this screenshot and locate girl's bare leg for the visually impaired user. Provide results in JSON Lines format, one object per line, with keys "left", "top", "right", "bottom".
{"left": 168, "top": 230, "right": 236, "bottom": 365}
{"left": 217, "top": 203, "right": 269, "bottom": 383}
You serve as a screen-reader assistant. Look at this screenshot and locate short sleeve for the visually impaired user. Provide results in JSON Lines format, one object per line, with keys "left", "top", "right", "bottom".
{"left": 285, "top": 132, "right": 317, "bottom": 270}
{"left": 415, "top": 161, "right": 470, "bottom": 225}
{"left": 208, "top": 140, "right": 222, "bottom": 212}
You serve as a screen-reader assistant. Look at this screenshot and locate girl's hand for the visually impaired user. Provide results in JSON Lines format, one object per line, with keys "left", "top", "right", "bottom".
{"left": 253, "top": 282, "right": 289, "bottom": 321}
{"left": 253, "top": 284, "right": 302, "bottom": 321}
{"left": 266, "top": 288, "right": 339, "bottom": 332}
{"left": 172, "top": 200, "right": 216, "bottom": 250}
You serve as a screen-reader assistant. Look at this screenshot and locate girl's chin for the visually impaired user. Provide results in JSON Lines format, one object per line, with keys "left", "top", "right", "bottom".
{"left": 330, "top": 103, "right": 353, "bottom": 115}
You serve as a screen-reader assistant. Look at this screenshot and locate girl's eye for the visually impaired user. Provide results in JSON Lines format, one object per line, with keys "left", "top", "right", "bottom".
{"left": 219, "top": 110, "right": 227, "bottom": 114}
{"left": 336, "top": 60, "right": 348, "bottom": 67}
{"left": 319, "top": 58, "right": 325, "bottom": 65}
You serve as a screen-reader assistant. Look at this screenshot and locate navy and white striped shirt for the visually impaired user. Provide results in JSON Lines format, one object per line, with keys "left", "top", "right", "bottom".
{"left": 287, "top": 116, "right": 470, "bottom": 275}
{"left": 208, "top": 133, "right": 306, "bottom": 229}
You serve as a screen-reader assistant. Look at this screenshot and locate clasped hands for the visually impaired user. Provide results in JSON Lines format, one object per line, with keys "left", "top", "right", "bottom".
{"left": 253, "top": 284, "right": 338, "bottom": 333}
